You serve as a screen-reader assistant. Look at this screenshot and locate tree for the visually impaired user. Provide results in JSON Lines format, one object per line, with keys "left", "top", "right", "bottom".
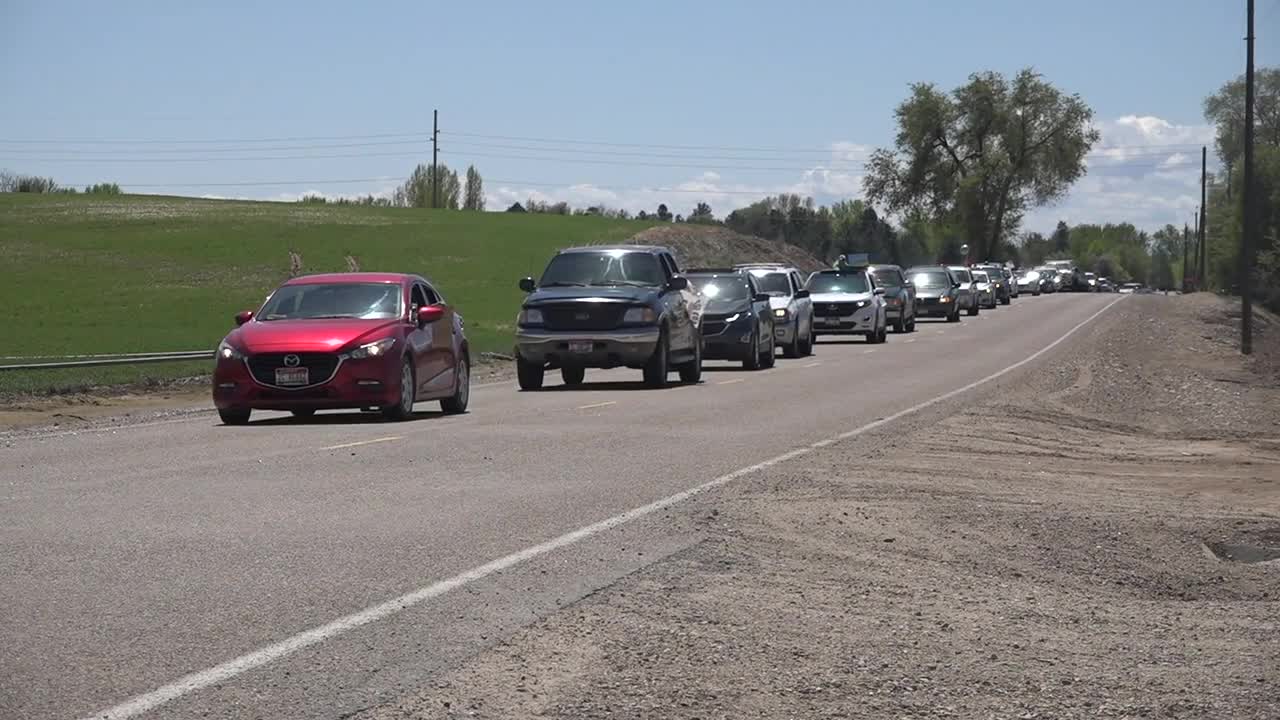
{"left": 463, "top": 165, "right": 485, "bottom": 210}
{"left": 1203, "top": 67, "right": 1280, "bottom": 191}
{"left": 689, "top": 202, "right": 715, "bottom": 223}
{"left": 1020, "top": 231, "right": 1052, "bottom": 266}
{"left": 864, "top": 68, "right": 1099, "bottom": 260}
{"left": 395, "top": 163, "right": 461, "bottom": 209}
{"left": 1051, "top": 220, "right": 1071, "bottom": 254}
{"left": 656, "top": 203, "right": 672, "bottom": 222}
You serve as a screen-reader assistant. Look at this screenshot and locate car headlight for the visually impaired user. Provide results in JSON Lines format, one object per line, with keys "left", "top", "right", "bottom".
{"left": 940, "top": 296, "right": 952, "bottom": 303}
{"left": 344, "top": 337, "right": 397, "bottom": 360}
{"left": 853, "top": 300, "right": 869, "bottom": 310}
{"left": 217, "top": 339, "right": 244, "bottom": 361}
{"left": 517, "top": 308, "right": 544, "bottom": 325}
{"left": 773, "top": 308, "right": 788, "bottom": 319}
{"left": 623, "top": 307, "right": 657, "bottom": 324}
{"left": 723, "top": 313, "right": 741, "bottom": 323}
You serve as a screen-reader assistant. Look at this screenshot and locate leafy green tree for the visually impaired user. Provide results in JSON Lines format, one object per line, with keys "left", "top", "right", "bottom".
{"left": 688, "top": 202, "right": 715, "bottom": 223}
{"left": 865, "top": 69, "right": 1099, "bottom": 260}
{"left": 395, "top": 163, "right": 461, "bottom": 209}
{"left": 463, "top": 166, "right": 485, "bottom": 210}
{"left": 656, "top": 203, "right": 673, "bottom": 221}
{"left": 1203, "top": 67, "right": 1280, "bottom": 192}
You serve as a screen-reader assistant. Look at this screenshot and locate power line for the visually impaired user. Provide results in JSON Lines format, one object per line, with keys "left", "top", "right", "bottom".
{"left": 0, "top": 131, "right": 432, "bottom": 145}
{"left": 0, "top": 139, "right": 431, "bottom": 155}
{"left": 0, "top": 151, "right": 430, "bottom": 163}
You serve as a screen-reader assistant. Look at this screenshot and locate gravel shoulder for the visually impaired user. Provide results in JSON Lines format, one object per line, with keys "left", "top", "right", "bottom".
{"left": 362, "top": 294, "right": 1280, "bottom": 720}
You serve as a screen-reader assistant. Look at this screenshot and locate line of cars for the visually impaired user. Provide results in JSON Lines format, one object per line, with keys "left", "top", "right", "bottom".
{"left": 210, "top": 245, "right": 1081, "bottom": 424}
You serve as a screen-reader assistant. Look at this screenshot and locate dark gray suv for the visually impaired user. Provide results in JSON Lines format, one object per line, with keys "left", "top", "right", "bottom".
{"left": 515, "top": 245, "right": 702, "bottom": 389}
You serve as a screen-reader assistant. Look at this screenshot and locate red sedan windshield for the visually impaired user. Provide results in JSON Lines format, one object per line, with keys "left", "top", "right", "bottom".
{"left": 259, "top": 282, "right": 403, "bottom": 320}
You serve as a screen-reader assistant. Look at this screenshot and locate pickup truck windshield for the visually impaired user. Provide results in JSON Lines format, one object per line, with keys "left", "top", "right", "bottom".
{"left": 807, "top": 272, "right": 870, "bottom": 294}
{"left": 540, "top": 251, "right": 666, "bottom": 288}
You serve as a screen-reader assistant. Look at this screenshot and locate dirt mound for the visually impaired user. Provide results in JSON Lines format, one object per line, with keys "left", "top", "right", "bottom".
{"left": 629, "top": 225, "right": 824, "bottom": 272}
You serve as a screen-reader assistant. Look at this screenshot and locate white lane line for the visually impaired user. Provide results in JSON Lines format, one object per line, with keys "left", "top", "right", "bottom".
{"left": 79, "top": 296, "right": 1124, "bottom": 720}
{"left": 576, "top": 401, "right": 616, "bottom": 410}
{"left": 803, "top": 361, "right": 822, "bottom": 367}
{"left": 905, "top": 339, "right": 916, "bottom": 344}
{"left": 716, "top": 378, "right": 745, "bottom": 385}
{"left": 862, "top": 349, "right": 875, "bottom": 354}
{"left": 320, "top": 436, "right": 401, "bottom": 451}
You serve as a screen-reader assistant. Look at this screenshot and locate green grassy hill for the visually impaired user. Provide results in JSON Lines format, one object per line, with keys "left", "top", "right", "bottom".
{"left": 0, "top": 193, "right": 656, "bottom": 396}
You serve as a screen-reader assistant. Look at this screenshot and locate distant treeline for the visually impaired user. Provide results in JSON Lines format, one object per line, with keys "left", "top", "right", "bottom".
{"left": 0, "top": 172, "right": 121, "bottom": 195}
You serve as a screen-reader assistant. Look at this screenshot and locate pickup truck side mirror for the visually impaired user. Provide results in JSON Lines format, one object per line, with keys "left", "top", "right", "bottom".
{"left": 753, "top": 292, "right": 771, "bottom": 303}
{"left": 668, "top": 275, "right": 689, "bottom": 291}
{"left": 519, "top": 277, "right": 536, "bottom": 293}
{"left": 873, "top": 287, "right": 886, "bottom": 296}
{"left": 794, "top": 289, "right": 810, "bottom": 299}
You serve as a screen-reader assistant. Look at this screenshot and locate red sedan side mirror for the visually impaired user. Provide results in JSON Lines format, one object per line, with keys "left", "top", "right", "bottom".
{"left": 417, "top": 304, "right": 445, "bottom": 325}
{"left": 234, "top": 310, "right": 253, "bottom": 326}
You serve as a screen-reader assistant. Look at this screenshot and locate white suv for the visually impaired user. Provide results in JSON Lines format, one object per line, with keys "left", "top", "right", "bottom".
{"left": 734, "top": 263, "right": 815, "bottom": 357}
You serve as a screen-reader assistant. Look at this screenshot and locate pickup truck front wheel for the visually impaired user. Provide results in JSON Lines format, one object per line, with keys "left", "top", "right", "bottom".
{"left": 516, "top": 354, "right": 545, "bottom": 390}
{"left": 643, "top": 328, "right": 670, "bottom": 388}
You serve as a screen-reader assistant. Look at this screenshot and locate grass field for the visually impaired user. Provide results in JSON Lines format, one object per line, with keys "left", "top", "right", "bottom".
{"left": 0, "top": 193, "right": 655, "bottom": 397}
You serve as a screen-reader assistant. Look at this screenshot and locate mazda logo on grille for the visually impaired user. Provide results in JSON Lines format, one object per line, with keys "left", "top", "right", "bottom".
{"left": 283, "top": 354, "right": 301, "bottom": 367}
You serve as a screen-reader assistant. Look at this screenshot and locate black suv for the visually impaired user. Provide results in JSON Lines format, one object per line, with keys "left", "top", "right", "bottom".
{"left": 515, "top": 245, "right": 702, "bottom": 389}
{"left": 906, "top": 265, "right": 963, "bottom": 322}
{"left": 684, "top": 268, "right": 776, "bottom": 370}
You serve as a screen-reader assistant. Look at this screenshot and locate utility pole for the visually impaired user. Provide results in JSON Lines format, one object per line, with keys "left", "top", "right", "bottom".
{"left": 1241, "top": 0, "right": 1256, "bottom": 354}
{"left": 1183, "top": 224, "right": 1191, "bottom": 291}
{"left": 1194, "top": 208, "right": 1201, "bottom": 289}
{"left": 1199, "top": 146, "right": 1208, "bottom": 290}
{"left": 432, "top": 109, "right": 440, "bottom": 210}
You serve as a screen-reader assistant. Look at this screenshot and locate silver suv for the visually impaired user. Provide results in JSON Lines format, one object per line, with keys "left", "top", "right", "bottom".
{"left": 734, "top": 263, "right": 815, "bottom": 358}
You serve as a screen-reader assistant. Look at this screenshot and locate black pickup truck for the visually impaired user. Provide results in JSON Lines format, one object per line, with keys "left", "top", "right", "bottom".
{"left": 515, "top": 245, "right": 703, "bottom": 389}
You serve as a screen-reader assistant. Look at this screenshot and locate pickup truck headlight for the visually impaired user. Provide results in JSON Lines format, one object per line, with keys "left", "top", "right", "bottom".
{"left": 517, "top": 308, "right": 544, "bottom": 325}
{"left": 343, "top": 337, "right": 397, "bottom": 360}
{"left": 773, "top": 308, "right": 788, "bottom": 319}
{"left": 623, "top": 307, "right": 657, "bottom": 324}
{"left": 217, "top": 339, "right": 244, "bottom": 360}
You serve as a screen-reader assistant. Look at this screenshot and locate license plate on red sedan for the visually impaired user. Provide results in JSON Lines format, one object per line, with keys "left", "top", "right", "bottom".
{"left": 568, "top": 341, "right": 593, "bottom": 354}
{"left": 275, "top": 367, "right": 309, "bottom": 386}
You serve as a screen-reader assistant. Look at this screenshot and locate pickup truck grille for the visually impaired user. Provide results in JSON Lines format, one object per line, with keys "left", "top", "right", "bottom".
{"left": 247, "top": 353, "right": 340, "bottom": 387}
{"left": 542, "top": 304, "right": 626, "bottom": 331}
{"left": 814, "top": 302, "right": 859, "bottom": 317}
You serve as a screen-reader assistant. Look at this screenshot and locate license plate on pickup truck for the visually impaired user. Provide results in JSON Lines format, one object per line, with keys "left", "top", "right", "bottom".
{"left": 568, "top": 341, "right": 593, "bottom": 354}
{"left": 275, "top": 367, "right": 309, "bottom": 386}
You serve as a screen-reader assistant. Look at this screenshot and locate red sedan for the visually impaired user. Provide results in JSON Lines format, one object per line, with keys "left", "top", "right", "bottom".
{"left": 213, "top": 272, "right": 470, "bottom": 424}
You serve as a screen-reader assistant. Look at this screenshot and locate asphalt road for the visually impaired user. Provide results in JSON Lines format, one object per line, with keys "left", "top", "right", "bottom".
{"left": 1, "top": 292, "right": 1120, "bottom": 720}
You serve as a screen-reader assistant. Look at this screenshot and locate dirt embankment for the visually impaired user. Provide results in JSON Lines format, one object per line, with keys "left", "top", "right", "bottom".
{"left": 631, "top": 225, "right": 826, "bottom": 272}
{"left": 364, "top": 293, "right": 1280, "bottom": 720}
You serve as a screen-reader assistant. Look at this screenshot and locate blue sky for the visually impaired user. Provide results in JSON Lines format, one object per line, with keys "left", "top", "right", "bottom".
{"left": 2, "top": 0, "right": 1276, "bottom": 232}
